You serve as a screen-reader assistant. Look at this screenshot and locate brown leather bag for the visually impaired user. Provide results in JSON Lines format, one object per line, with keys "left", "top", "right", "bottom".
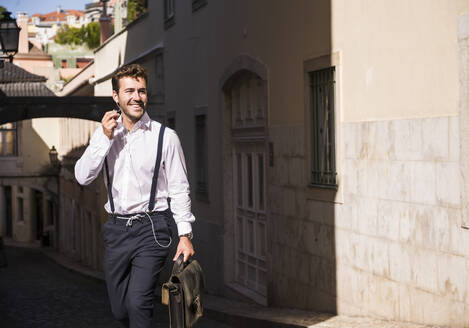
{"left": 162, "top": 254, "right": 204, "bottom": 328}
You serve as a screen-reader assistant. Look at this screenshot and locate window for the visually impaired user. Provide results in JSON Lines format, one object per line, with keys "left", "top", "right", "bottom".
{"left": 47, "top": 200, "right": 56, "bottom": 226}
{"left": 17, "top": 197, "right": 24, "bottom": 221}
{"left": 309, "top": 67, "right": 337, "bottom": 187}
{"left": 154, "top": 53, "right": 165, "bottom": 103}
{"left": 192, "top": 0, "right": 207, "bottom": 12}
{"left": 195, "top": 113, "right": 208, "bottom": 199}
{"left": 164, "top": 0, "right": 175, "bottom": 29}
{"left": 167, "top": 111, "right": 176, "bottom": 130}
{"left": 0, "top": 123, "right": 18, "bottom": 156}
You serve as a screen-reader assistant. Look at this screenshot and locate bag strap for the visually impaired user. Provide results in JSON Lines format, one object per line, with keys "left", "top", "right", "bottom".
{"left": 104, "top": 158, "right": 115, "bottom": 214}
{"left": 172, "top": 254, "right": 185, "bottom": 275}
{"left": 148, "top": 125, "right": 166, "bottom": 213}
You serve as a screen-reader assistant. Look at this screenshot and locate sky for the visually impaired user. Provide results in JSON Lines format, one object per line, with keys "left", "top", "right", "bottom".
{"left": 2, "top": 0, "right": 92, "bottom": 17}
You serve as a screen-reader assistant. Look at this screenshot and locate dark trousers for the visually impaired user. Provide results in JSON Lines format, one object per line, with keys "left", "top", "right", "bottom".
{"left": 103, "top": 211, "right": 172, "bottom": 328}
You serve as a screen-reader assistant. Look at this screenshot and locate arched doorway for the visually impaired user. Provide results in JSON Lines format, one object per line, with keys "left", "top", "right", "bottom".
{"left": 222, "top": 57, "right": 269, "bottom": 303}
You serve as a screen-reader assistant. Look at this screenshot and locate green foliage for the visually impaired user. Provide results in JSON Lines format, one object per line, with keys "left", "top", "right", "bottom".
{"left": 55, "top": 22, "right": 100, "bottom": 49}
{"left": 0, "top": 6, "right": 7, "bottom": 20}
{"left": 127, "top": 0, "right": 148, "bottom": 24}
{"left": 55, "top": 25, "right": 85, "bottom": 45}
{"left": 85, "top": 22, "right": 100, "bottom": 49}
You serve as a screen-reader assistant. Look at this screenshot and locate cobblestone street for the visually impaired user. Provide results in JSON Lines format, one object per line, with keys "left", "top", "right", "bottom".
{"left": 0, "top": 246, "right": 232, "bottom": 328}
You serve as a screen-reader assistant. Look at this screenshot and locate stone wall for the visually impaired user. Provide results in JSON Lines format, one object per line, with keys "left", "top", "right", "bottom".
{"left": 58, "top": 170, "right": 105, "bottom": 272}
{"left": 0, "top": 178, "right": 58, "bottom": 245}
{"left": 268, "top": 116, "right": 469, "bottom": 327}
{"left": 337, "top": 116, "right": 467, "bottom": 326}
{"left": 268, "top": 125, "right": 337, "bottom": 313}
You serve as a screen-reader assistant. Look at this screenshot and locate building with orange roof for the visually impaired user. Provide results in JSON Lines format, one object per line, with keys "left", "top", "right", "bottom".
{"left": 13, "top": 13, "right": 55, "bottom": 89}
{"left": 28, "top": 8, "right": 86, "bottom": 47}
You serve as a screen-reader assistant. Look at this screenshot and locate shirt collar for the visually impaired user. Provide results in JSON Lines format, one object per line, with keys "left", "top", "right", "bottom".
{"left": 116, "top": 112, "right": 151, "bottom": 133}
{"left": 136, "top": 112, "right": 151, "bottom": 130}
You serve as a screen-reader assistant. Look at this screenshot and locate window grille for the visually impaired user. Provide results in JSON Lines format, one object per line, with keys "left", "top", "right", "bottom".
{"left": 309, "top": 67, "right": 337, "bottom": 187}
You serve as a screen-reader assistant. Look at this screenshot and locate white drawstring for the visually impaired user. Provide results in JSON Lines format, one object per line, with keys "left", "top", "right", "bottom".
{"left": 122, "top": 213, "right": 143, "bottom": 227}
{"left": 115, "top": 213, "right": 172, "bottom": 248}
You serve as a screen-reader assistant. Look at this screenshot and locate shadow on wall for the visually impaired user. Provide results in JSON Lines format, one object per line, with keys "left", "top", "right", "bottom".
{"left": 20, "top": 120, "right": 55, "bottom": 174}
{"left": 57, "top": 144, "right": 107, "bottom": 271}
{"left": 118, "top": 0, "right": 336, "bottom": 316}
{"left": 268, "top": 0, "right": 337, "bottom": 314}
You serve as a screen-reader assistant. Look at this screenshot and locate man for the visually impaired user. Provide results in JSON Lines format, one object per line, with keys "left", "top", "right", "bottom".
{"left": 75, "top": 63, "right": 195, "bottom": 328}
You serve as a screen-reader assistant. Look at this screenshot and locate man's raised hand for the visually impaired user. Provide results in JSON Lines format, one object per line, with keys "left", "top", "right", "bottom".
{"left": 102, "top": 110, "right": 120, "bottom": 140}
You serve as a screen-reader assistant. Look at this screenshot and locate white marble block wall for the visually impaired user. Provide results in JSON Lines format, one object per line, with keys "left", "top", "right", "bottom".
{"left": 268, "top": 116, "right": 469, "bottom": 327}
{"left": 337, "top": 116, "right": 469, "bottom": 327}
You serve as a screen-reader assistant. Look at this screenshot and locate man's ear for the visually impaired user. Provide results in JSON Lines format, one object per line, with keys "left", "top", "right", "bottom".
{"left": 112, "top": 90, "right": 119, "bottom": 104}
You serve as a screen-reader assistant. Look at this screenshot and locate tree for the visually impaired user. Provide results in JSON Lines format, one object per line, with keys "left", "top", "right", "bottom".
{"left": 0, "top": 6, "right": 7, "bottom": 20}
{"left": 55, "top": 25, "right": 86, "bottom": 45}
{"left": 127, "top": 0, "right": 148, "bottom": 24}
{"left": 85, "top": 22, "right": 100, "bottom": 49}
{"left": 55, "top": 22, "right": 100, "bottom": 49}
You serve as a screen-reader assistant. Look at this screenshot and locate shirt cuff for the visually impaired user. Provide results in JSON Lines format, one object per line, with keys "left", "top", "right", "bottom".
{"left": 176, "top": 221, "right": 192, "bottom": 236}
{"left": 93, "top": 127, "right": 113, "bottom": 156}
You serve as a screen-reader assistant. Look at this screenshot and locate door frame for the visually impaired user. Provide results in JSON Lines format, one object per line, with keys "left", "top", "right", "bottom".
{"left": 220, "top": 55, "right": 270, "bottom": 305}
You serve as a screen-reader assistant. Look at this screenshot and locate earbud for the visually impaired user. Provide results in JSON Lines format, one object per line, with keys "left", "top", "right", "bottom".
{"left": 115, "top": 101, "right": 122, "bottom": 115}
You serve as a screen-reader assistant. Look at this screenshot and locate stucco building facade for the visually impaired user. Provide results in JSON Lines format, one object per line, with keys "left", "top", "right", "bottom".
{"left": 33, "top": 0, "right": 469, "bottom": 326}
{"left": 0, "top": 63, "right": 58, "bottom": 247}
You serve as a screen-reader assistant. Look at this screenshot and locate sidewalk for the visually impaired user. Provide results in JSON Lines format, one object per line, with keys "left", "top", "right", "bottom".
{"left": 3, "top": 237, "right": 41, "bottom": 249}
{"left": 36, "top": 245, "right": 441, "bottom": 328}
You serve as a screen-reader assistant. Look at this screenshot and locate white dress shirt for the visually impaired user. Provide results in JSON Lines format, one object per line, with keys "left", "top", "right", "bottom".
{"left": 74, "top": 112, "right": 195, "bottom": 235}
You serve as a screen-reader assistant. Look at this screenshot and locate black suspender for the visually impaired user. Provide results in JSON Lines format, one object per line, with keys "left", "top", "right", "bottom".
{"left": 104, "top": 125, "right": 166, "bottom": 215}
{"left": 148, "top": 125, "right": 165, "bottom": 213}
{"left": 104, "top": 158, "right": 115, "bottom": 214}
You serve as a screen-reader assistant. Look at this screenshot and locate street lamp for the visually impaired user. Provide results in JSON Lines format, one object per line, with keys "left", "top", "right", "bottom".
{"left": 49, "top": 146, "right": 59, "bottom": 167}
{"left": 0, "top": 11, "right": 21, "bottom": 67}
{"left": 48, "top": 145, "right": 61, "bottom": 250}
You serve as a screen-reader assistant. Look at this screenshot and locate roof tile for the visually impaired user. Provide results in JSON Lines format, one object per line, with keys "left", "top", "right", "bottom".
{"left": 0, "top": 62, "right": 47, "bottom": 83}
{"left": 0, "top": 82, "right": 55, "bottom": 96}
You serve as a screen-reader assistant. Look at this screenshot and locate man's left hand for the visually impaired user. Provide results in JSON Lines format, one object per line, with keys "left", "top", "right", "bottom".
{"left": 173, "top": 236, "right": 195, "bottom": 262}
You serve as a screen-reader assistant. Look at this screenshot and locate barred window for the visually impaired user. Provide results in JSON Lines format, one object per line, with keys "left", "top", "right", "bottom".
{"left": 0, "top": 123, "right": 18, "bottom": 156}
{"left": 309, "top": 67, "right": 337, "bottom": 187}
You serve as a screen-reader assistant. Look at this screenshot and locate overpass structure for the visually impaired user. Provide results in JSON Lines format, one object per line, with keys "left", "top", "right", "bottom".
{"left": 0, "top": 96, "right": 114, "bottom": 125}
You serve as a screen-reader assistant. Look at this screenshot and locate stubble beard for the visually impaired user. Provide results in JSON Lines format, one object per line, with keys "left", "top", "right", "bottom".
{"left": 121, "top": 103, "right": 146, "bottom": 123}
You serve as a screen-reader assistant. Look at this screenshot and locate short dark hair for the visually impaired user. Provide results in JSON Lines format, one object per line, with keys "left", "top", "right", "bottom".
{"left": 111, "top": 63, "right": 148, "bottom": 92}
